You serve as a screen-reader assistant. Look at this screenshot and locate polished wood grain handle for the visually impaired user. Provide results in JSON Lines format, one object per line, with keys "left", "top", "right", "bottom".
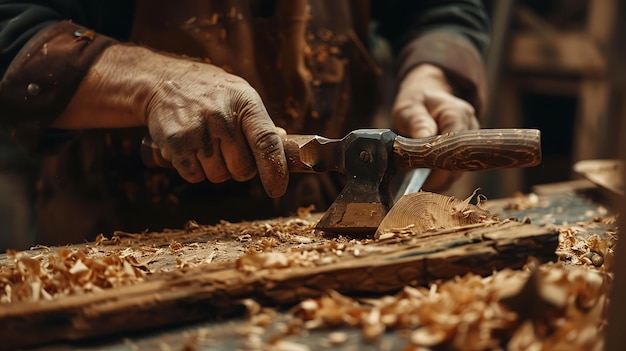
{"left": 392, "top": 129, "right": 542, "bottom": 171}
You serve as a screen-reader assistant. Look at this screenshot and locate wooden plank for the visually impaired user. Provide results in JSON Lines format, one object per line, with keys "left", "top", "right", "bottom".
{"left": 574, "top": 80, "right": 610, "bottom": 161}
{"left": 0, "top": 220, "right": 557, "bottom": 350}
{"left": 605, "top": 1, "right": 626, "bottom": 347}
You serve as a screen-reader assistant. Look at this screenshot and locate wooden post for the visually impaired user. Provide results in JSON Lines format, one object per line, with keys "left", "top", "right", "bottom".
{"left": 605, "top": 0, "right": 625, "bottom": 348}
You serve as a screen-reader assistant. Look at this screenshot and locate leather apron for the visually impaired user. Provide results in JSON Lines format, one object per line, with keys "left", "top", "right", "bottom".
{"left": 35, "top": 0, "right": 382, "bottom": 245}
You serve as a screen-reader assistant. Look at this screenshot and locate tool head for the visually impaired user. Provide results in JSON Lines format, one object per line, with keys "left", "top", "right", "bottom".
{"left": 314, "top": 129, "right": 398, "bottom": 234}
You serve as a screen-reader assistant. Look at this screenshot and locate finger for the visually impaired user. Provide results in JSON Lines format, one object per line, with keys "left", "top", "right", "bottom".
{"left": 424, "top": 91, "right": 479, "bottom": 134}
{"left": 218, "top": 134, "right": 257, "bottom": 182}
{"left": 240, "top": 97, "right": 288, "bottom": 198}
{"left": 170, "top": 153, "right": 206, "bottom": 183}
{"left": 198, "top": 117, "right": 256, "bottom": 182}
{"left": 392, "top": 103, "right": 437, "bottom": 139}
{"left": 197, "top": 139, "right": 233, "bottom": 183}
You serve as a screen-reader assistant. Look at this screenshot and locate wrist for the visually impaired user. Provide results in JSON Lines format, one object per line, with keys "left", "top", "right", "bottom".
{"left": 55, "top": 45, "right": 174, "bottom": 129}
{"left": 400, "top": 63, "right": 453, "bottom": 94}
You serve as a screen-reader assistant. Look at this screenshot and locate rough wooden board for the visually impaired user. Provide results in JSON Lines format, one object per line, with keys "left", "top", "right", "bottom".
{"left": 0, "top": 220, "right": 557, "bottom": 350}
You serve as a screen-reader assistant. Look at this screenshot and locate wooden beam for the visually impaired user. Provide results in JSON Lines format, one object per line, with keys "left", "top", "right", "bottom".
{"left": 508, "top": 32, "right": 606, "bottom": 76}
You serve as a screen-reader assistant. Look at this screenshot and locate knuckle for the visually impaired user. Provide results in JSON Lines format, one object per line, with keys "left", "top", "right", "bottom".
{"left": 231, "top": 165, "right": 256, "bottom": 181}
{"left": 253, "top": 130, "right": 282, "bottom": 156}
{"left": 231, "top": 87, "right": 264, "bottom": 114}
{"left": 174, "top": 158, "right": 205, "bottom": 183}
{"left": 165, "top": 132, "right": 192, "bottom": 155}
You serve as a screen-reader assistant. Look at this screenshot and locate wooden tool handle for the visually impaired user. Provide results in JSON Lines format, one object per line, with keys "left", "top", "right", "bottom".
{"left": 392, "top": 129, "right": 541, "bottom": 171}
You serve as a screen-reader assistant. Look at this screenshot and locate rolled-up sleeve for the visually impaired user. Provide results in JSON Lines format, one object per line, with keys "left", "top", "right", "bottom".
{"left": 0, "top": 1, "right": 134, "bottom": 151}
{"left": 373, "top": 0, "right": 491, "bottom": 116}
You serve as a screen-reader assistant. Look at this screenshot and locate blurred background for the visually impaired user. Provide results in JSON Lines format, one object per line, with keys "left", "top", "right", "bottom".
{"left": 0, "top": 0, "right": 621, "bottom": 251}
{"left": 457, "top": 0, "right": 620, "bottom": 200}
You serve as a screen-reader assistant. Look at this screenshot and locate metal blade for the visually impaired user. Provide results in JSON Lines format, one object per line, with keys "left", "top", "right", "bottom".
{"left": 393, "top": 168, "right": 431, "bottom": 204}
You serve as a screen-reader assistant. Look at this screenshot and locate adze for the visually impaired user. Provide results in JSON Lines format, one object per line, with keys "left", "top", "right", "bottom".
{"left": 141, "top": 128, "right": 542, "bottom": 234}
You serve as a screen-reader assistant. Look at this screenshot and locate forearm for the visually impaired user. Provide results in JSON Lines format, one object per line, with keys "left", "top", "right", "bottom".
{"left": 54, "top": 45, "right": 169, "bottom": 129}
{"left": 374, "top": 0, "right": 490, "bottom": 116}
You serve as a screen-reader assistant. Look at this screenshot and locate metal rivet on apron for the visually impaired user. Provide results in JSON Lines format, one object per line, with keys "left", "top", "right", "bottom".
{"left": 27, "top": 83, "right": 40, "bottom": 96}
{"left": 74, "top": 29, "right": 87, "bottom": 37}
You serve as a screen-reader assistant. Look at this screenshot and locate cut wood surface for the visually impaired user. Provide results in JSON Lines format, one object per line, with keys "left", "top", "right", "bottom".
{"left": 0, "top": 212, "right": 557, "bottom": 350}
{"left": 377, "top": 191, "right": 498, "bottom": 237}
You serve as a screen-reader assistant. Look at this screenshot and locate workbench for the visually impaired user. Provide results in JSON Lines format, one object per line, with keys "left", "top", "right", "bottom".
{"left": 2, "top": 179, "right": 616, "bottom": 351}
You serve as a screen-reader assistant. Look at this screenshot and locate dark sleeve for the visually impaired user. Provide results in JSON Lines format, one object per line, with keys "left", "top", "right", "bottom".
{"left": 372, "top": 0, "right": 490, "bottom": 116}
{"left": 0, "top": 1, "right": 135, "bottom": 151}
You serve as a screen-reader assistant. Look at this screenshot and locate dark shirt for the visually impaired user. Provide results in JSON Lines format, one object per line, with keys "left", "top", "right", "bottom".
{"left": 0, "top": 1, "right": 489, "bottom": 77}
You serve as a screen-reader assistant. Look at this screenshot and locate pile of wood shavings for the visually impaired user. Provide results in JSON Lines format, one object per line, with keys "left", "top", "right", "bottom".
{"left": 556, "top": 219, "right": 617, "bottom": 269}
{"left": 90, "top": 213, "right": 323, "bottom": 272}
{"left": 237, "top": 241, "right": 351, "bottom": 274}
{"left": 0, "top": 247, "right": 148, "bottom": 303}
{"left": 285, "top": 262, "right": 609, "bottom": 350}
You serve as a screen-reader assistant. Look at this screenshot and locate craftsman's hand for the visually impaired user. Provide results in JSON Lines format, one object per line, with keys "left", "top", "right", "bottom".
{"left": 392, "top": 64, "right": 480, "bottom": 191}
{"left": 144, "top": 60, "right": 290, "bottom": 198}
{"left": 54, "top": 45, "right": 288, "bottom": 198}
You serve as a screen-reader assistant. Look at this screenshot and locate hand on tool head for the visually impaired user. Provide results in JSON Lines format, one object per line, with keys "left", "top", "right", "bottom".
{"left": 391, "top": 63, "right": 480, "bottom": 191}
{"left": 55, "top": 45, "right": 289, "bottom": 198}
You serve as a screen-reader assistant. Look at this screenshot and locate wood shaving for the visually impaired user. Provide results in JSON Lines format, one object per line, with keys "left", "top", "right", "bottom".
{"left": 236, "top": 247, "right": 339, "bottom": 274}
{"left": 290, "top": 262, "right": 609, "bottom": 350}
{"left": 1, "top": 189, "right": 616, "bottom": 350}
{"left": 327, "top": 331, "right": 348, "bottom": 345}
{"left": 503, "top": 192, "right": 549, "bottom": 210}
{"left": 297, "top": 205, "right": 316, "bottom": 218}
{"left": 556, "top": 225, "right": 616, "bottom": 269}
{"left": 0, "top": 247, "right": 148, "bottom": 303}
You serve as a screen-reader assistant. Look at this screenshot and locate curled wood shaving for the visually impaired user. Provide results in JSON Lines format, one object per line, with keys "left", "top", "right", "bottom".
{"left": 502, "top": 264, "right": 609, "bottom": 351}
{"left": 290, "top": 263, "right": 609, "bottom": 350}
{"left": 0, "top": 248, "right": 148, "bottom": 304}
{"left": 451, "top": 188, "right": 483, "bottom": 214}
{"left": 556, "top": 226, "right": 616, "bottom": 269}
{"left": 297, "top": 205, "right": 316, "bottom": 218}
{"left": 94, "top": 233, "right": 120, "bottom": 246}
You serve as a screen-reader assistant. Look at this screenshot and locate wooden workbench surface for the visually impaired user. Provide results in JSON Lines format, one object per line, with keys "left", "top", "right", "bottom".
{"left": 1, "top": 181, "right": 617, "bottom": 351}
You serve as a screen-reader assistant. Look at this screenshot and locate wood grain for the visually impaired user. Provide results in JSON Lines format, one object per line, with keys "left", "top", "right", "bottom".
{"left": 392, "top": 129, "right": 541, "bottom": 171}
